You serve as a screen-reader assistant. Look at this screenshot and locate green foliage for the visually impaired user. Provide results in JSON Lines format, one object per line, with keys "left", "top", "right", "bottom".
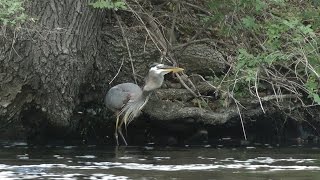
{"left": 305, "top": 76, "right": 320, "bottom": 104}
{"left": 0, "top": 0, "right": 27, "bottom": 26}
{"left": 241, "top": 16, "right": 257, "bottom": 30}
{"left": 254, "top": 0, "right": 267, "bottom": 12}
{"left": 205, "top": 0, "right": 320, "bottom": 105}
{"left": 236, "top": 49, "right": 258, "bottom": 69}
{"left": 89, "top": 0, "right": 127, "bottom": 10}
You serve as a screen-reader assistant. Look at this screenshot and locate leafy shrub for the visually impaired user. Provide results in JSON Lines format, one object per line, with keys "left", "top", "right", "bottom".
{"left": 205, "top": 0, "right": 320, "bottom": 105}
{"left": 89, "top": 0, "right": 127, "bottom": 10}
{"left": 0, "top": 0, "right": 27, "bottom": 26}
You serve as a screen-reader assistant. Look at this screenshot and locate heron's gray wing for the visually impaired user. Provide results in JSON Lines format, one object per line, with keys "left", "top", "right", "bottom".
{"left": 116, "top": 83, "right": 142, "bottom": 100}
{"left": 105, "top": 83, "right": 142, "bottom": 111}
{"left": 105, "top": 86, "right": 130, "bottom": 111}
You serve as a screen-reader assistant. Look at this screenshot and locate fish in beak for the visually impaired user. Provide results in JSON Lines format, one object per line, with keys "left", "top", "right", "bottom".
{"left": 160, "top": 65, "right": 184, "bottom": 73}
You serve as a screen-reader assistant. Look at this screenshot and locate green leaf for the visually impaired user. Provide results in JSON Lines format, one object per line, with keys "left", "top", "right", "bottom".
{"left": 255, "top": 0, "right": 267, "bottom": 12}
{"left": 241, "top": 16, "right": 257, "bottom": 29}
{"left": 89, "top": 0, "right": 127, "bottom": 10}
{"left": 313, "top": 94, "right": 320, "bottom": 105}
{"left": 299, "top": 24, "right": 315, "bottom": 36}
{"left": 114, "top": 1, "right": 127, "bottom": 10}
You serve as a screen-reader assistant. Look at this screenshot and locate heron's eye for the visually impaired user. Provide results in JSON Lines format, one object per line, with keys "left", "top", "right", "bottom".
{"left": 155, "top": 64, "right": 165, "bottom": 69}
{"left": 149, "top": 62, "right": 159, "bottom": 68}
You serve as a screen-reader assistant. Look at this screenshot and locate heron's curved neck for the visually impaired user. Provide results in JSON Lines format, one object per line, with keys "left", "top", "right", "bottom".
{"left": 141, "top": 89, "right": 152, "bottom": 99}
{"left": 143, "top": 71, "right": 164, "bottom": 92}
{"left": 143, "top": 83, "right": 158, "bottom": 92}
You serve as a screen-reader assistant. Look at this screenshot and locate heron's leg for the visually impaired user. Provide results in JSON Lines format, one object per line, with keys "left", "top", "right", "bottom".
{"left": 118, "top": 120, "right": 128, "bottom": 146}
{"left": 114, "top": 113, "right": 120, "bottom": 146}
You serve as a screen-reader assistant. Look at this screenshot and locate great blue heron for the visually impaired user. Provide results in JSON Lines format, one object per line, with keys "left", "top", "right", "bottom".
{"left": 105, "top": 63, "right": 184, "bottom": 145}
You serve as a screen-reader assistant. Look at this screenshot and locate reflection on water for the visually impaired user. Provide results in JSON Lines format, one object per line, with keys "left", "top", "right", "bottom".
{"left": 0, "top": 142, "right": 320, "bottom": 179}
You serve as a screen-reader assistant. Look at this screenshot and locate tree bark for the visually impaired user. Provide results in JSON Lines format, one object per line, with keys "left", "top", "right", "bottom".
{"left": 0, "top": 1, "right": 104, "bottom": 132}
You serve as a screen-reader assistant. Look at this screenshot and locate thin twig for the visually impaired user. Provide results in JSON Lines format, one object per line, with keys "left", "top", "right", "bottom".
{"left": 127, "top": 2, "right": 164, "bottom": 53}
{"left": 143, "top": 35, "right": 148, "bottom": 53}
{"left": 109, "top": 57, "right": 125, "bottom": 84}
{"left": 183, "top": 2, "right": 212, "bottom": 15}
{"left": 9, "top": 29, "right": 22, "bottom": 60}
{"left": 187, "top": 72, "right": 248, "bottom": 139}
{"left": 236, "top": 100, "right": 247, "bottom": 140}
{"left": 169, "top": 1, "right": 179, "bottom": 46}
{"left": 255, "top": 70, "right": 265, "bottom": 113}
{"left": 176, "top": 73, "right": 198, "bottom": 97}
{"left": 172, "top": 38, "right": 211, "bottom": 51}
{"left": 114, "top": 11, "right": 137, "bottom": 84}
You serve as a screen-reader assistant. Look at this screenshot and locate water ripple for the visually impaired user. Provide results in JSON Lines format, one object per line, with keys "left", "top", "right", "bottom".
{"left": 80, "top": 161, "right": 320, "bottom": 171}
{"left": 0, "top": 155, "right": 318, "bottom": 173}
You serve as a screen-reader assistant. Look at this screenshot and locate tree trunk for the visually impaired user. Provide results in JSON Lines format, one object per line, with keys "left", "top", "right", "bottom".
{"left": 0, "top": 0, "right": 104, "bottom": 139}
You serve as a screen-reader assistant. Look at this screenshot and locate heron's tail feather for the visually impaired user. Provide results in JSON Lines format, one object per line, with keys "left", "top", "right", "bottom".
{"left": 119, "top": 95, "right": 150, "bottom": 128}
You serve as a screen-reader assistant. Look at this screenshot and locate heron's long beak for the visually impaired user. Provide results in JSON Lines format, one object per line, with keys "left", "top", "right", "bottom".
{"left": 162, "top": 66, "right": 184, "bottom": 73}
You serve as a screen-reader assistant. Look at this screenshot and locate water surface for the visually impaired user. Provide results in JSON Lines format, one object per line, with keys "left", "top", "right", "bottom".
{"left": 0, "top": 142, "right": 320, "bottom": 179}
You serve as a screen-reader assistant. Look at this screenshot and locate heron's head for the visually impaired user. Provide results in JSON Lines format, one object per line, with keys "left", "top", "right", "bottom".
{"left": 149, "top": 63, "right": 184, "bottom": 75}
{"left": 143, "top": 63, "right": 184, "bottom": 91}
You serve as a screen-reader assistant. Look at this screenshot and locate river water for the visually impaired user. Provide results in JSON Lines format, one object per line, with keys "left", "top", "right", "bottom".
{"left": 0, "top": 142, "right": 320, "bottom": 179}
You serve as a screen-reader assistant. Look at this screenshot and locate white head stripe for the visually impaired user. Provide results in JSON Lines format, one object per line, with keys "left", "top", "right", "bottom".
{"left": 150, "top": 64, "right": 165, "bottom": 74}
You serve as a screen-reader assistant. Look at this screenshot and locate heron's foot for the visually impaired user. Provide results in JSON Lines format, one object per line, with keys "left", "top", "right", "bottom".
{"left": 118, "top": 128, "right": 128, "bottom": 146}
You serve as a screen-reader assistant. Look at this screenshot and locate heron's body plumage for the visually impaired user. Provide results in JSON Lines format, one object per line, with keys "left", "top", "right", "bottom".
{"left": 105, "top": 83, "right": 142, "bottom": 112}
